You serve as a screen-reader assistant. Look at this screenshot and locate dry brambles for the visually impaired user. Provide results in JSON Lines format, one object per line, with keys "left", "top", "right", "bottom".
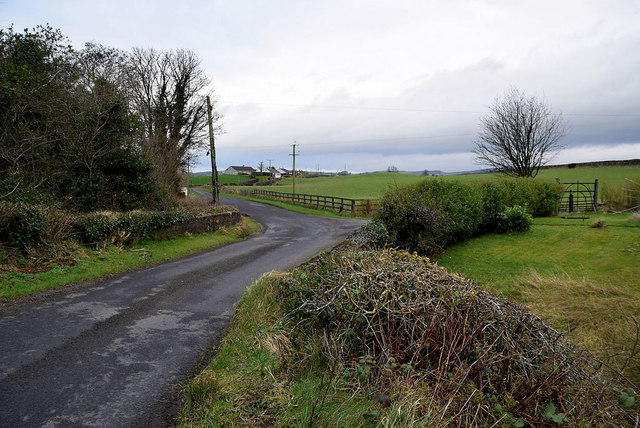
{"left": 279, "top": 249, "right": 638, "bottom": 426}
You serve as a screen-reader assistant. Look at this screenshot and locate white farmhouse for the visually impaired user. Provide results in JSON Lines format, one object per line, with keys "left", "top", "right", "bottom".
{"left": 223, "top": 165, "right": 256, "bottom": 175}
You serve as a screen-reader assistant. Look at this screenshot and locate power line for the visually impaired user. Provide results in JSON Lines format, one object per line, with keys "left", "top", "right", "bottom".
{"left": 222, "top": 101, "right": 640, "bottom": 117}
{"left": 224, "top": 101, "right": 482, "bottom": 114}
{"left": 219, "top": 132, "right": 472, "bottom": 151}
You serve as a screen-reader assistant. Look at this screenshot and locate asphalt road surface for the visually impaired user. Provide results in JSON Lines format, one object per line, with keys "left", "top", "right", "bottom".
{"left": 0, "top": 196, "right": 365, "bottom": 427}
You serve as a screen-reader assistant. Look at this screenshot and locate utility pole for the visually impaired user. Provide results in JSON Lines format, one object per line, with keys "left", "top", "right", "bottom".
{"left": 289, "top": 142, "right": 299, "bottom": 195}
{"left": 267, "top": 159, "right": 274, "bottom": 168}
{"left": 206, "top": 96, "right": 219, "bottom": 204}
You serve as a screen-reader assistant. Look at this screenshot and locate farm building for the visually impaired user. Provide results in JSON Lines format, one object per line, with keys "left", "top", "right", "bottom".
{"left": 223, "top": 165, "right": 256, "bottom": 175}
{"left": 268, "top": 167, "right": 282, "bottom": 178}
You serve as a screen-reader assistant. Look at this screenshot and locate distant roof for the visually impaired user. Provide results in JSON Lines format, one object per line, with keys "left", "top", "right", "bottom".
{"left": 228, "top": 165, "right": 255, "bottom": 172}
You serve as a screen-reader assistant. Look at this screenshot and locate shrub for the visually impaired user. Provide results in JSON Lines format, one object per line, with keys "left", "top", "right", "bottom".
{"left": 496, "top": 205, "right": 533, "bottom": 233}
{"left": 377, "top": 179, "right": 483, "bottom": 256}
{"left": 74, "top": 210, "right": 188, "bottom": 246}
{"left": 348, "top": 221, "right": 390, "bottom": 249}
{"left": 0, "top": 202, "right": 45, "bottom": 251}
{"left": 476, "top": 179, "right": 563, "bottom": 227}
{"left": 377, "top": 178, "right": 561, "bottom": 256}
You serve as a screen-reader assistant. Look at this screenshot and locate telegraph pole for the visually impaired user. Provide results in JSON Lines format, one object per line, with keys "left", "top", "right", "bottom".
{"left": 206, "top": 96, "right": 219, "bottom": 204}
{"left": 289, "top": 142, "right": 299, "bottom": 195}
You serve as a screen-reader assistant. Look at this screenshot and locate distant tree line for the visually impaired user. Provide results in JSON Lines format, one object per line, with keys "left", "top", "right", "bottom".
{"left": 0, "top": 25, "right": 220, "bottom": 211}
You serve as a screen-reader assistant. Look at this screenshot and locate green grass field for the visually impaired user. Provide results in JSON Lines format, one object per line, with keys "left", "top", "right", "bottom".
{"left": 235, "top": 172, "right": 428, "bottom": 199}
{"left": 229, "top": 166, "right": 640, "bottom": 200}
{"left": 189, "top": 174, "right": 270, "bottom": 185}
{"left": 437, "top": 212, "right": 640, "bottom": 381}
{"left": 180, "top": 214, "right": 640, "bottom": 424}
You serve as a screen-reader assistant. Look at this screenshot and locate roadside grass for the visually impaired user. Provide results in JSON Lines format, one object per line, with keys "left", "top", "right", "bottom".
{"left": 180, "top": 249, "right": 640, "bottom": 426}
{"left": 229, "top": 166, "right": 640, "bottom": 200}
{"left": 437, "top": 213, "right": 640, "bottom": 382}
{"left": 0, "top": 218, "right": 262, "bottom": 300}
{"left": 179, "top": 273, "right": 380, "bottom": 427}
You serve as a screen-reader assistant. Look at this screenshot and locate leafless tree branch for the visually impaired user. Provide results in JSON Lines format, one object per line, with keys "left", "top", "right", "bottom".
{"left": 473, "top": 87, "right": 568, "bottom": 178}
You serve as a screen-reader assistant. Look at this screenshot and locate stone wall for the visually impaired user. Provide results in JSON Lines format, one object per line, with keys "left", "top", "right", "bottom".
{"left": 151, "top": 211, "right": 242, "bottom": 241}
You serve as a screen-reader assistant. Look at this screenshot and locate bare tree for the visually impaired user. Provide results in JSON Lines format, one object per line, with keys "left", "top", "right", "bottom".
{"left": 387, "top": 165, "right": 399, "bottom": 173}
{"left": 473, "top": 88, "right": 568, "bottom": 178}
{"left": 126, "top": 48, "right": 221, "bottom": 191}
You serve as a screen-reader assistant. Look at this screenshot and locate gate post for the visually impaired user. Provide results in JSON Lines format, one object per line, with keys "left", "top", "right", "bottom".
{"left": 593, "top": 179, "right": 599, "bottom": 212}
{"left": 569, "top": 191, "right": 574, "bottom": 213}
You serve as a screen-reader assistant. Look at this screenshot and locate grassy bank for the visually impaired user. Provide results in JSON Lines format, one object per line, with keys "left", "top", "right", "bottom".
{"left": 438, "top": 212, "right": 640, "bottom": 381}
{"left": 179, "top": 272, "right": 377, "bottom": 426}
{"left": 179, "top": 250, "right": 638, "bottom": 426}
{"left": 0, "top": 218, "right": 261, "bottom": 300}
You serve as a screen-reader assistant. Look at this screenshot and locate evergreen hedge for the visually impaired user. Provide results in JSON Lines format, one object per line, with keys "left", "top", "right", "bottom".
{"left": 376, "top": 178, "right": 563, "bottom": 255}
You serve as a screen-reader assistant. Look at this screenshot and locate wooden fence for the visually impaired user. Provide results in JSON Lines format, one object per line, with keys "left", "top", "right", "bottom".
{"left": 558, "top": 180, "right": 598, "bottom": 213}
{"left": 241, "top": 189, "right": 379, "bottom": 216}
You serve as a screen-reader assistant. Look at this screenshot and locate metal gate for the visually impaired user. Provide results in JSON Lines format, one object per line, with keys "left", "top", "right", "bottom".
{"left": 558, "top": 180, "right": 598, "bottom": 213}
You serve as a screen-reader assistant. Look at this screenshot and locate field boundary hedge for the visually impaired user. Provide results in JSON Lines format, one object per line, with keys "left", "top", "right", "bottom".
{"left": 0, "top": 201, "right": 242, "bottom": 252}
{"left": 376, "top": 178, "right": 563, "bottom": 255}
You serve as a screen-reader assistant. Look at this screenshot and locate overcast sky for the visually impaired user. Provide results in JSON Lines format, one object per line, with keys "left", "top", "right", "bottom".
{"left": 3, "top": 0, "right": 639, "bottom": 172}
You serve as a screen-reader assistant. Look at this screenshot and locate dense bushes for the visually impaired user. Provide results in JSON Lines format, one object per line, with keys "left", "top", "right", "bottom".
{"left": 0, "top": 202, "right": 45, "bottom": 251}
{"left": 74, "top": 211, "right": 188, "bottom": 246}
{"left": 376, "top": 178, "right": 563, "bottom": 255}
{"left": 0, "top": 201, "right": 192, "bottom": 252}
{"left": 496, "top": 205, "right": 533, "bottom": 233}
{"left": 377, "top": 180, "right": 482, "bottom": 255}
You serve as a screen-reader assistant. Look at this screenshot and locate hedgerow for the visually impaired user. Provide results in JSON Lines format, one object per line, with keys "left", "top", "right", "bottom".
{"left": 0, "top": 202, "right": 45, "bottom": 251}
{"left": 74, "top": 211, "right": 188, "bottom": 246}
{"left": 376, "top": 178, "right": 563, "bottom": 255}
{"left": 0, "top": 201, "right": 200, "bottom": 252}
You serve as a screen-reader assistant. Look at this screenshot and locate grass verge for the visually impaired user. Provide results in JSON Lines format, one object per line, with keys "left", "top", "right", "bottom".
{"left": 179, "top": 272, "right": 377, "bottom": 427}
{"left": 437, "top": 213, "right": 640, "bottom": 382}
{"left": 0, "top": 217, "right": 262, "bottom": 300}
{"left": 179, "top": 250, "right": 638, "bottom": 426}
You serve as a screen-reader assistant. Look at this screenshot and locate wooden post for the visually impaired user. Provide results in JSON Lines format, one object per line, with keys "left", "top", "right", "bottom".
{"left": 593, "top": 179, "right": 599, "bottom": 212}
{"left": 290, "top": 142, "right": 297, "bottom": 195}
{"left": 206, "top": 96, "right": 219, "bottom": 204}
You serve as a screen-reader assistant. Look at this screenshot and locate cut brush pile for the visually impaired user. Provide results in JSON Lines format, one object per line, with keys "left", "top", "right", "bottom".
{"left": 278, "top": 249, "right": 638, "bottom": 426}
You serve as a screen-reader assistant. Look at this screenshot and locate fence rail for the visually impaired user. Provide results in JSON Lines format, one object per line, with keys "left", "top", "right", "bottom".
{"left": 241, "top": 189, "right": 379, "bottom": 215}
{"left": 558, "top": 180, "right": 598, "bottom": 213}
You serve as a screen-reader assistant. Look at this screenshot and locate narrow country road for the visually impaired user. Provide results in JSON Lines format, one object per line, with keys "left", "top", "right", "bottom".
{"left": 0, "top": 196, "right": 366, "bottom": 427}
